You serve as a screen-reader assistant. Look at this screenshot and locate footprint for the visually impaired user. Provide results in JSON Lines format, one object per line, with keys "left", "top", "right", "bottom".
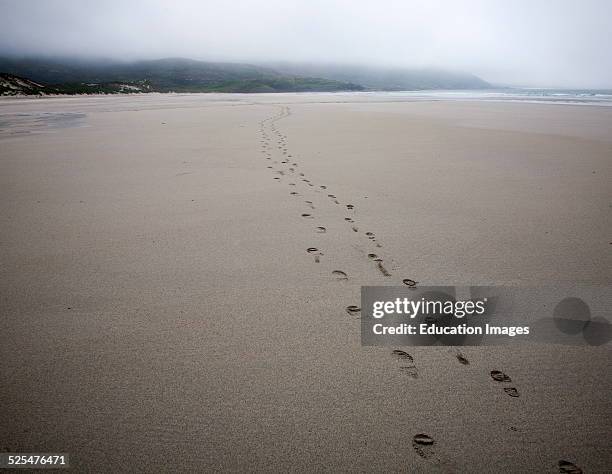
{"left": 491, "top": 370, "right": 520, "bottom": 397}
{"left": 346, "top": 305, "right": 361, "bottom": 315}
{"left": 456, "top": 352, "right": 470, "bottom": 365}
{"left": 352, "top": 226, "right": 359, "bottom": 232}
{"left": 490, "top": 370, "right": 512, "bottom": 383}
{"left": 375, "top": 259, "right": 391, "bottom": 276}
{"left": 320, "top": 185, "right": 327, "bottom": 189}
{"left": 392, "top": 349, "right": 414, "bottom": 362}
{"left": 559, "top": 460, "right": 582, "bottom": 474}
{"left": 332, "top": 270, "right": 348, "bottom": 280}
{"left": 399, "top": 366, "right": 419, "bottom": 377}
{"left": 301, "top": 213, "right": 313, "bottom": 219}
{"left": 402, "top": 278, "right": 417, "bottom": 287}
{"left": 346, "top": 204, "right": 354, "bottom": 210}
{"left": 307, "top": 247, "right": 322, "bottom": 263}
{"left": 345, "top": 217, "right": 354, "bottom": 222}
{"left": 316, "top": 226, "right": 326, "bottom": 233}
{"left": 328, "top": 194, "right": 336, "bottom": 198}
{"left": 305, "top": 200, "right": 315, "bottom": 209}
{"left": 412, "top": 434, "right": 435, "bottom": 459}
{"left": 392, "top": 350, "right": 418, "bottom": 378}
{"left": 367, "top": 253, "right": 378, "bottom": 259}
{"left": 365, "top": 232, "right": 375, "bottom": 239}
{"left": 290, "top": 191, "right": 298, "bottom": 195}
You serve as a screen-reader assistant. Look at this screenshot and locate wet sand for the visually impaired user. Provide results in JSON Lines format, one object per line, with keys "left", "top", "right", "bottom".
{"left": 1, "top": 94, "right": 611, "bottom": 472}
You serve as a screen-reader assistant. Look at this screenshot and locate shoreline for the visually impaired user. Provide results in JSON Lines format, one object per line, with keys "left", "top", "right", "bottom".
{"left": 3, "top": 88, "right": 612, "bottom": 109}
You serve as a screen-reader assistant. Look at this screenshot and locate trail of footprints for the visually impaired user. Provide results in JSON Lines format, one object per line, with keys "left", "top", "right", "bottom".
{"left": 258, "top": 107, "right": 581, "bottom": 472}
{"left": 490, "top": 370, "right": 520, "bottom": 398}
{"left": 258, "top": 106, "right": 409, "bottom": 283}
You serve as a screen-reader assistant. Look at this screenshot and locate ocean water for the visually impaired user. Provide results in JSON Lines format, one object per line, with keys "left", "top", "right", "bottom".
{"left": 372, "top": 88, "right": 612, "bottom": 106}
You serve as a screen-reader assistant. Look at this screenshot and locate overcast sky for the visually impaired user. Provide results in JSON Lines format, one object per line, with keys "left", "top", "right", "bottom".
{"left": 1, "top": 0, "right": 611, "bottom": 88}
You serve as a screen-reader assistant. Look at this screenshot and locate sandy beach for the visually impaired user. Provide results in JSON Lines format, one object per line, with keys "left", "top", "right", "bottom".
{"left": 1, "top": 93, "right": 611, "bottom": 472}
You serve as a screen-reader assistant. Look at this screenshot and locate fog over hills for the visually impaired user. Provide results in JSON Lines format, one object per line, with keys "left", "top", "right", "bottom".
{"left": 269, "top": 63, "right": 491, "bottom": 91}
{"left": 2, "top": 1, "right": 610, "bottom": 88}
{"left": 0, "top": 57, "right": 490, "bottom": 95}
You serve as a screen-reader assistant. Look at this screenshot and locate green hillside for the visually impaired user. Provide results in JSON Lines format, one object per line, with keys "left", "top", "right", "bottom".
{"left": 0, "top": 57, "right": 364, "bottom": 94}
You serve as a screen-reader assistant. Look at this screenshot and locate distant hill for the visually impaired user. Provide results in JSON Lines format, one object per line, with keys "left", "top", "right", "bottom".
{"left": 268, "top": 63, "right": 491, "bottom": 90}
{"left": 0, "top": 73, "right": 46, "bottom": 95}
{"left": 0, "top": 57, "right": 490, "bottom": 95}
{"left": 0, "top": 57, "right": 364, "bottom": 94}
{"left": 0, "top": 71, "right": 154, "bottom": 95}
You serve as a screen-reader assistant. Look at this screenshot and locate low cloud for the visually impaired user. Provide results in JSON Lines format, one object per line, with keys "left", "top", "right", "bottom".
{"left": 1, "top": 0, "right": 611, "bottom": 87}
